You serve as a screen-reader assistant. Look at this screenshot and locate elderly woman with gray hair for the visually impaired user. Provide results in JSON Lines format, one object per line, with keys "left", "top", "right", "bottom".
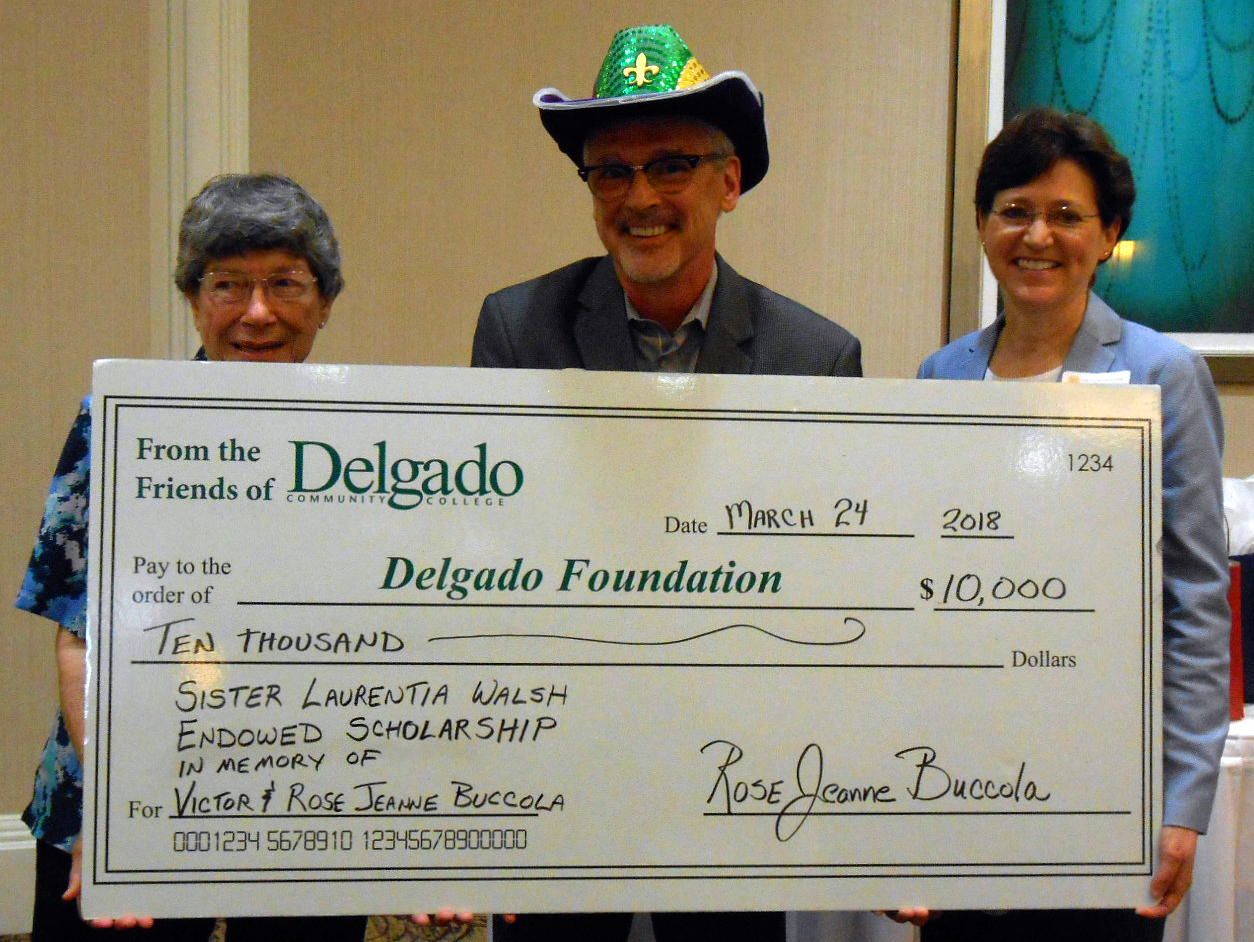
{"left": 16, "top": 174, "right": 374, "bottom": 941}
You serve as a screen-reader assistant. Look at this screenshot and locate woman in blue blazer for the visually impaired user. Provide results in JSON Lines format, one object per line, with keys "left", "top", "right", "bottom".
{"left": 899, "top": 109, "right": 1230, "bottom": 942}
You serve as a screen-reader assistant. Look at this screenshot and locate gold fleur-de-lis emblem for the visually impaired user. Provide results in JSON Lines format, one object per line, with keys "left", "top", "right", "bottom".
{"left": 623, "top": 53, "right": 661, "bottom": 87}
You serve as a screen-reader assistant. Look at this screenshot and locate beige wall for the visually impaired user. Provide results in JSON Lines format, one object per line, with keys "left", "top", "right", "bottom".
{"left": 0, "top": 1, "right": 152, "bottom": 815}
{"left": 1221, "top": 386, "right": 1254, "bottom": 477}
{"left": 1, "top": 0, "right": 1251, "bottom": 824}
{"left": 248, "top": 0, "right": 955, "bottom": 378}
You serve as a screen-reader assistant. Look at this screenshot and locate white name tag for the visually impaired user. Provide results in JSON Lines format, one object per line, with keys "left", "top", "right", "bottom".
{"left": 1062, "top": 369, "right": 1132, "bottom": 384}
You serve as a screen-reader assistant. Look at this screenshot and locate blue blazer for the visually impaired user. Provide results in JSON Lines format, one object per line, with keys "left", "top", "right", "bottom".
{"left": 920, "top": 293, "right": 1231, "bottom": 832}
{"left": 472, "top": 254, "right": 862, "bottom": 377}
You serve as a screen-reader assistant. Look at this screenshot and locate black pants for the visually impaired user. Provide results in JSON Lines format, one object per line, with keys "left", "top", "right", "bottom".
{"left": 493, "top": 910, "right": 786, "bottom": 942}
{"left": 920, "top": 909, "right": 1166, "bottom": 942}
{"left": 33, "top": 840, "right": 367, "bottom": 942}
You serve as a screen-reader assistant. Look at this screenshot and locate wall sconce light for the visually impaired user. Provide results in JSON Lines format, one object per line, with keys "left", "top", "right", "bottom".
{"left": 1110, "top": 240, "right": 1137, "bottom": 264}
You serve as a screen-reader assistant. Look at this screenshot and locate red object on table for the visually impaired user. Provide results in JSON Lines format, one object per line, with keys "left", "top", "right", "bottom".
{"left": 1231, "top": 560, "right": 1245, "bottom": 722}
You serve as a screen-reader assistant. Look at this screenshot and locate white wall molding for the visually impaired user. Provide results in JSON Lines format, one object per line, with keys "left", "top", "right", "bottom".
{"left": 0, "top": 813, "right": 36, "bottom": 935}
{"left": 150, "top": 0, "right": 250, "bottom": 359}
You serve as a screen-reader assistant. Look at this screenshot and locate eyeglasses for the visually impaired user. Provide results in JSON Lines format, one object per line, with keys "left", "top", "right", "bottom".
{"left": 991, "top": 204, "right": 1100, "bottom": 231}
{"left": 577, "top": 153, "right": 728, "bottom": 201}
{"left": 198, "top": 270, "right": 317, "bottom": 305}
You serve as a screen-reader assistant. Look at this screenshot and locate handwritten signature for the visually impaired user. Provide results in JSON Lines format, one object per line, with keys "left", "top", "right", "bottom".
{"left": 703, "top": 740, "right": 1051, "bottom": 841}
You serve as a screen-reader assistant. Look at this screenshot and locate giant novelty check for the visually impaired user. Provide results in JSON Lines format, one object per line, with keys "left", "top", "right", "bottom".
{"left": 82, "top": 360, "right": 1162, "bottom": 917}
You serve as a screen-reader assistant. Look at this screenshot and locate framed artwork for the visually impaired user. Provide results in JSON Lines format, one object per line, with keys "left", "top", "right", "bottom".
{"left": 953, "top": 0, "right": 1254, "bottom": 377}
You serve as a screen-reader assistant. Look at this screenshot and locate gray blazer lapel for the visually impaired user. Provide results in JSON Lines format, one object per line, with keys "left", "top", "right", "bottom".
{"left": 947, "top": 320, "right": 1000, "bottom": 379}
{"left": 696, "top": 256, "right": 753, "bottom": 374}
{"left": 957, "top": 297, "right": 1122, "bottom": 379}
{"left": 1062, "top": 292, "right": 1122, "bottom": 374}
{"left": 573, "top": 257, "right": 637, "bottom": 371}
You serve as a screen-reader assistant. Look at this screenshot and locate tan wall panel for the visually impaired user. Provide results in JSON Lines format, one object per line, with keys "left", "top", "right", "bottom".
{"left": 250, "top": 0, "right": 955, "bottom": 378}
{"left": 1220, "top": 387, "right": 1254, "bottom": 479}
{"left": 0, "top": 2, "right": 151, "bottom": 814}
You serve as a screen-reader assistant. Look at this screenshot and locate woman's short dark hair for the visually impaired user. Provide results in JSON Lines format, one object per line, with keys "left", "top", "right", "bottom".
{"left": 975, "top": 108, "right": 1136, "bottom": 238}
{"left": 175, "top": 173, "right": 344, "bottom": 300}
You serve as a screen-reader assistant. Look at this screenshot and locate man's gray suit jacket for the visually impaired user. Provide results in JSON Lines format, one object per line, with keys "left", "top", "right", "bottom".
{"left": 472, "top": 254, "right": 862, "bottom": 377}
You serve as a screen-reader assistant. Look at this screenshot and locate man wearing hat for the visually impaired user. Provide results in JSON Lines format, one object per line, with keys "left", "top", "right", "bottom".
{"left": 475, "top": 24, "right": 859, "bottom": 942}
{"left": 473, "top": 24, "right": 861, "bottom": 380}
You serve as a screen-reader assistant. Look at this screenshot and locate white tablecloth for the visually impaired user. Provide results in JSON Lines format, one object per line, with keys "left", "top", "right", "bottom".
{"left": 1164, "top": 716, "right": 1254, "bottom": 942}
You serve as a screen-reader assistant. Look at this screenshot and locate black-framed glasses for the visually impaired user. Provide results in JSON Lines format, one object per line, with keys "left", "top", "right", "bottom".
{"left": 577, "top": 153, "right": 729, "bottom": 200}
{"left": 198, "top": 270, "right": 317, "bottom": 305}
{"left": 991, "top": 203, "right": 1100, "bottom": 231}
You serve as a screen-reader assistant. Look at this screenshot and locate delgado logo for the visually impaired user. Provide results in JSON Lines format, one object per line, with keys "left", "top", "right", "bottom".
{"left": 289, "top": 440, "right": 523, "bottom": 510}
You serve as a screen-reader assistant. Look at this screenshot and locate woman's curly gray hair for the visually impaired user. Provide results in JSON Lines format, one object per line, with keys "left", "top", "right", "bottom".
{"left": 175, "top": 173, "right": 343, "bottom": 300}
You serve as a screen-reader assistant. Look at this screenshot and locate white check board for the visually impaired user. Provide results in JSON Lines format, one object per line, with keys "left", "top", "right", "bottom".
{"left": 82, "top": 360, "right": 1161, "bottom": 917}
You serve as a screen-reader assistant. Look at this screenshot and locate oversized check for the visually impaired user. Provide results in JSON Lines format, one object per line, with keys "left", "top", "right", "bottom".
{"left": 83, "top": 359, "right": 1161, "bottom": 917}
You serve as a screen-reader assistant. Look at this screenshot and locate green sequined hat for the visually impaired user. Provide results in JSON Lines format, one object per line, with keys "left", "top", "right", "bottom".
{"left": 534, "top": 25, "right": 769, "bottom": 191}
